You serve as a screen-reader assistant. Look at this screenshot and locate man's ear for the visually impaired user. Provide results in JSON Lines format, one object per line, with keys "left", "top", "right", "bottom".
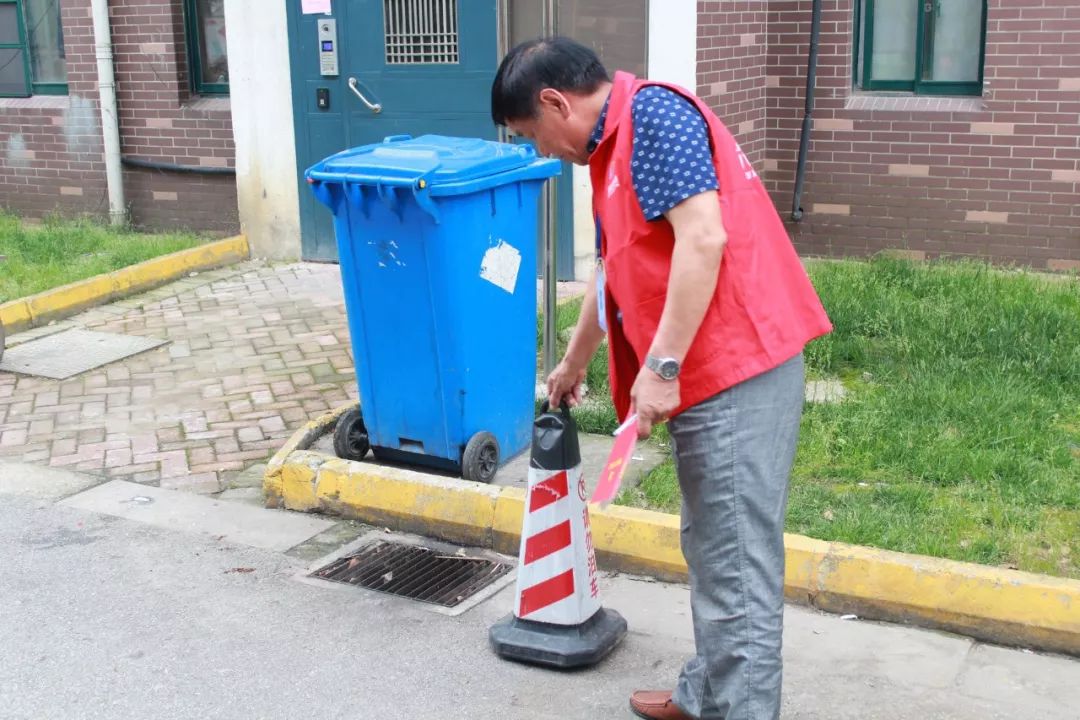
{"left": 537, "top": 88, "right": 572, "bottom": 119}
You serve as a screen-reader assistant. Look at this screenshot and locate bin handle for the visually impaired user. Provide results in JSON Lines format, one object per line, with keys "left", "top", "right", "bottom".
{"left": 307, "top": 170, "right": 426, "bottom": 186}
{"left": 539, "top": 399, "right": 573, "bottom": 419}
{"left": 306, "top": 161, "right": 445, "bottom": 223}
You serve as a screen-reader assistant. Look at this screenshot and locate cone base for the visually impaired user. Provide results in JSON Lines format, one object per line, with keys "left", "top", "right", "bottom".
{"left": 488, "top": 607, "right": 628, "bottom": 669}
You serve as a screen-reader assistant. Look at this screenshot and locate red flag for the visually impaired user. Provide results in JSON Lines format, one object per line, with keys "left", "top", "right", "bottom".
{"left": 591, "top": 414, "right": 638, "bottom": 506}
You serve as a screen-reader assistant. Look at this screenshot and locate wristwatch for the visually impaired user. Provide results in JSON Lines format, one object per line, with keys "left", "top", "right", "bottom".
{"left": 645, "top": 354, "right": 681, "bottom": 381}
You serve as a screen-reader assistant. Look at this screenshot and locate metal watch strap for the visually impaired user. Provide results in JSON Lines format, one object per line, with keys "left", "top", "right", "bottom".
{"left": 646, "top": 354, "right": 679, "bottom": 380}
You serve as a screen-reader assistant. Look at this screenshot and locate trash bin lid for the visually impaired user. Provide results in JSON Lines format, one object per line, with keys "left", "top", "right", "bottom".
{"left": 305, "top": 135, "right": 560, "bottom": 220}
{"left": 316, "top": 134, "right": 539, "bottom": 187}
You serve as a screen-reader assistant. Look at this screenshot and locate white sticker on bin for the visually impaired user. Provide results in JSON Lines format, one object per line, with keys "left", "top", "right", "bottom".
{"left": 480, "top": 240, "right": 522, "bottom": 294}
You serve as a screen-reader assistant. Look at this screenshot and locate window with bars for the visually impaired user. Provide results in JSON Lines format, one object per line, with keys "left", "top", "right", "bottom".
{"left": 383, "top": 0, "right": 460, "bottom": 65}
{"left": 855, "top": 0, "right": 986, "bottom": 96}
{"left": 0, "top": 0, "right": 67, "bottom": 97}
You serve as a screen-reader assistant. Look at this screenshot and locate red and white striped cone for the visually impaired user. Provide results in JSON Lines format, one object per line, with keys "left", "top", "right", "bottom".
{"left": 489, "top": 403, "right": 627, "bottom": 669}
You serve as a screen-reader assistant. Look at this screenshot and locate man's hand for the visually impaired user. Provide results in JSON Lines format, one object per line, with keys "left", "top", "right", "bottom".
{"left": 547, "top": 358, "right": 587, "bottom": 408}
{"left": 631, "top": 366, "right": 680, "bottom": 439}
{"left": 546, "top": 266, "right": 606, "bottom": 409}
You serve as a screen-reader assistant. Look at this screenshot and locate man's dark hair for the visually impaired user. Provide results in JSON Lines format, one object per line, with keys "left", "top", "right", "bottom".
{"left": 491, "top": 36, "right": 610, "bottom": 126}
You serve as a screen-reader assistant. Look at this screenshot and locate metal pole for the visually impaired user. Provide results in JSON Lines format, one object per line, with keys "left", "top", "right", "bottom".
{"left": 496, "top": 0, "right": 509, "bottom": 145}
{"left": 541, "top": 0, "right": 558, "bottom": 378}
{"left": 542, "top": 180, "right": 558, "bottom": 377}
{"left": 90, "top": 0, "right": 126, "bottom": 226}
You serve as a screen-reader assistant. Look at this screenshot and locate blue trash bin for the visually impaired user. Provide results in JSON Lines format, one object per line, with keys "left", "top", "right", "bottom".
{"left": 306, "top": 135, "right": 560, "bottom": 482}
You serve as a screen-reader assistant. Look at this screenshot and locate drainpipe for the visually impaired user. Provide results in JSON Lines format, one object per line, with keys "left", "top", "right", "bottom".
{"left": 90, "top": 0, "right": 126, "bottom": 226}
{"left": 120, "top": 156, "right": 236, "bottom": 176}
{"left": 790, "top": 0, "right": 823, "bottom": 221}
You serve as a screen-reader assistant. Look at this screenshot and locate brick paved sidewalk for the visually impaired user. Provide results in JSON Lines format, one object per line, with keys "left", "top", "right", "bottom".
{"left": 0, "top": 261, "right": 357, "bottom": 493}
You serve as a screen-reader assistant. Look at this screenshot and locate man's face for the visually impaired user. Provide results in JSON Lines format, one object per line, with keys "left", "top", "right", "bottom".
{"left": 506, "top": 89, "right": 591, "bottom": 165}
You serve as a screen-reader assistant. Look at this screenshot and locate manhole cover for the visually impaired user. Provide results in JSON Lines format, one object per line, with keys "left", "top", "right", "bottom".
{"left": 0, "top": 329, "right": 167, "bottom": 379}
{"left": 309, "top": 540, "right": 512, "bottom": 608}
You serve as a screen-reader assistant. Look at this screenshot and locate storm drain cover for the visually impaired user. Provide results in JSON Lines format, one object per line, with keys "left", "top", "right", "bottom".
{"left": 310, "top": 540, "right": 513, "bottom": 608}
{"left": 0, "top": 329, "right": 167, "bottom": 379}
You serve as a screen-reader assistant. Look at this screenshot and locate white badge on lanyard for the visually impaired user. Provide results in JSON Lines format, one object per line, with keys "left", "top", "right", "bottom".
{"left": 596, "top": 261, "right": 608, "bottom": 334}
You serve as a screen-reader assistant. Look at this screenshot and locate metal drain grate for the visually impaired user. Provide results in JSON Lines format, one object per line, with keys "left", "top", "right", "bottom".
{"left": 0, "top": 329, "right": 167, "bottom": 379}
{"left": 310, "top": 540, "right": 512, "bottom": 608}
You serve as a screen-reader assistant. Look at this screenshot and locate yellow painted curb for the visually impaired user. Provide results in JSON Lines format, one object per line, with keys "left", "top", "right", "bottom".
{"left": 589, "top": 504, "right": 686, "bottom": 582}
{"left": 788, "top": 538, "right": 1080, "bottom": 655}
{"left": 0, "top": 234, "right": 249, "bottom": 334}
{"left": 491, "top": 486, "right": 526, "bottom": 556}
{"left": 264, "top": 404, "right": 351, "bottom": 502}
{"left": 26, "top": 273, "right": 118, "bottom": 326}
{"left": 265, "top": 406, "right": 1080, "bottom": 657}
{"left": 0, "top": 299, "right": 32, "bottom": 330}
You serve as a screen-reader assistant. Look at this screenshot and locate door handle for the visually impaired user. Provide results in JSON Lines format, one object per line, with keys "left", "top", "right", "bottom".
{"left": 348, "top": 78, "right": 382, "bottom": 114}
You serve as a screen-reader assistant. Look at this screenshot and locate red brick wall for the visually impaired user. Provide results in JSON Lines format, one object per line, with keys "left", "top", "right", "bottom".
{"left": 754, "top": 0, "right": 1080, "bottom": 271}
{"left": 0, "top": 0, "right": 238, "bottom": 234}
{"left": 697, "top": 1, "right": 770, "bottom": 168}
{"left": 0, "top": 2, "right": 107, "bottom": 217}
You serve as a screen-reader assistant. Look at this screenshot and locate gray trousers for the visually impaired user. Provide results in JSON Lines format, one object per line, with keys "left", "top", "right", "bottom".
{"left": 668, "top": 354, "right": 805, "bottom": 720}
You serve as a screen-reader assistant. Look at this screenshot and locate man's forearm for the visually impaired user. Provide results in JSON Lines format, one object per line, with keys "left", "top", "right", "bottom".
{"left": 565, "top": 268, "right": 607, "bottom": 368}
{"left": 650, "top": 228, "right": 726, "bottom": 363}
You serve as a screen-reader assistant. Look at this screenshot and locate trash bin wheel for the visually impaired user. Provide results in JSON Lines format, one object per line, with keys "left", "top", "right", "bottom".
{"left": 333, "top": 407, "right": 370, "bottom": 461}
{"left": 462, "top": 432, "right": 499, "bottom": 483}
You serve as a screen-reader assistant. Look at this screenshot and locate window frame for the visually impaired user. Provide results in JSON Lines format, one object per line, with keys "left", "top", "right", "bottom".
{"left": 183, "top": 0, "right": 229, "bottom": 96}
{"left": 858, "top": 0, "right": 987, "bottom": 97}
{"left": 0, "top": 0, "right": 32, "bottom": 98}
{"left": 1, "top": 0, "right": 68, "bottom": 97}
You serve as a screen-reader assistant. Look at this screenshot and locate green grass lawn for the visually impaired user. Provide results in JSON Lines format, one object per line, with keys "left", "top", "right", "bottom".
{"left": 0, "top": 212, "right": 210, "bottom": 303}
{"left": 545, "top": 257, "right": 1080, "bottom": 579}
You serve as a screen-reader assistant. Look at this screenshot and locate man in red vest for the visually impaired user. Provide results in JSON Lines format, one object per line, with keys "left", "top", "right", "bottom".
{"left": 492, "top": 38, "right": 831, "bottom": 719}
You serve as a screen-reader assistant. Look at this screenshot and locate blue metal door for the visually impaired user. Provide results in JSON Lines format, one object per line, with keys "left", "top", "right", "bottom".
{"left": 288, "top": 0, "right": 499, "bottom": 261}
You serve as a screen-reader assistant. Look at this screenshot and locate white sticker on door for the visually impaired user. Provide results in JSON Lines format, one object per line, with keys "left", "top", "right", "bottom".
{"left": 480, "top": 240, "right": 522, "bottom": 294}
{"left": 301, "top": 0, "right": 331, "bottom": 14}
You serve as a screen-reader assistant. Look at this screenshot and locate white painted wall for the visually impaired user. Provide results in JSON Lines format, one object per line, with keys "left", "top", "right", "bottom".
{"left": 646, "top": 0, "right": 698, "bottom": 90}
{"left": 570, "top": 0, "right": 698, "bottom": 280}
{"left": 225, "top": 0, "right": 301, "bottom": 260}
{"left": 569, "top": 165, "right": 595, "bottom": 281}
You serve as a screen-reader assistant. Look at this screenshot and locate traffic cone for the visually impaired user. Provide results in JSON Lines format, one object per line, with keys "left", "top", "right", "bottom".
{"left": 488, "top": 402, "right": 627, "bottom": 669}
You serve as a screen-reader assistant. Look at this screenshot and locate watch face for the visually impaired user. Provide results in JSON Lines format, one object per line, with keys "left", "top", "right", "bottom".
{"left": 659, "top": 359, "right": 680, "bottom": 380}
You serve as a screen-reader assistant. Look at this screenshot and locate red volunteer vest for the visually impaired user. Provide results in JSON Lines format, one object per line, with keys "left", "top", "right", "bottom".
{"left": 590, "top": 72, "right": 833, "bottom": 421}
